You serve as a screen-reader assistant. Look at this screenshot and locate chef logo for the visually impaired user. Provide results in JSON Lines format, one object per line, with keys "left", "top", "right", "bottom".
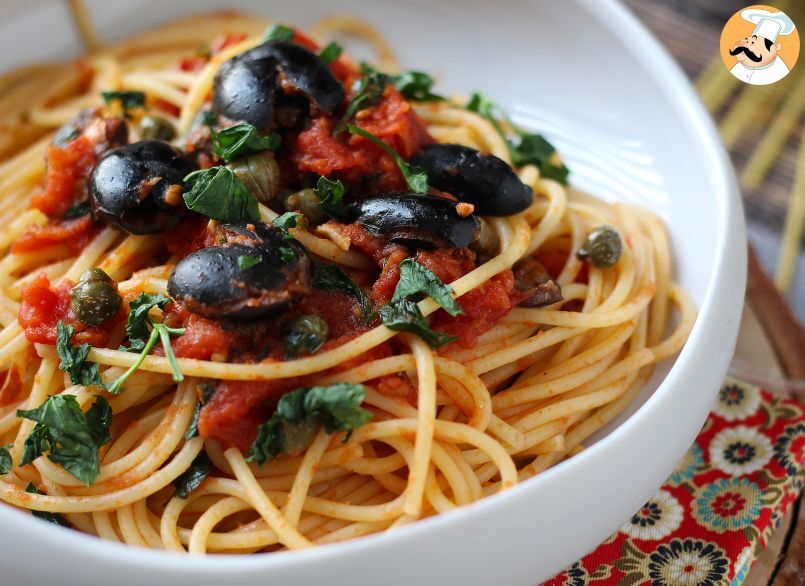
{"left": 720, "top": 5, "right": 799, "bottom": 85}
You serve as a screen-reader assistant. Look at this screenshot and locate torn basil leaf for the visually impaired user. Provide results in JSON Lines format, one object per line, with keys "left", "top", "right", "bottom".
{"left": 391, "top": 258, "right": 463, "bottom": 316}
{"left": 248, "top": 383, "right": 370, "bottom": 465}
{"left": 55, "top": 321, "right": 102, "bottom": 387}
{"left": 184, "top": 167, "right": 261, "bottom": 222}
{"left": 379, "top": 299, "right": 456, "bottom": 348}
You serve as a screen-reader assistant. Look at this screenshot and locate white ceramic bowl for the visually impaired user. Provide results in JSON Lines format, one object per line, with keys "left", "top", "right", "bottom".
{"left": 0, "top": 1, "right": 746, "bottom": 584}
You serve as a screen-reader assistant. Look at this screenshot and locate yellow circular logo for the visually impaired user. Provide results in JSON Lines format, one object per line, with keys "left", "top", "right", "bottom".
{"left": 720, "top": 5, "right": 799, "bottom": 85}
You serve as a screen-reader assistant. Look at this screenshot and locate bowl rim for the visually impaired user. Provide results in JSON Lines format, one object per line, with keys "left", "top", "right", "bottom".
{"left": 0, "top": 0, "right": 746, "bottom": 577}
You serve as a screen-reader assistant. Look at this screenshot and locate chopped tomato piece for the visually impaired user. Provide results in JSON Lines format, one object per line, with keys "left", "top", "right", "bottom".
{"left": 30, "top": 136, "right": 95, "bottom": 218}
{"left": 198, "top": 378, "right": 299, "bottom": 451}
{"left": 289, "top": 87, "right": 431, "bottom": 193}
{"left": 432, "top": 270, "right": 517, "bottom": 350}
{"left": 164, "top": 216, "right": 210, "bottom": 259}
{"left": 18, "top": 274, "right": 111, "bottom": 346}
{"left": 161, "top": 303, "right": 242, "bottom": 360}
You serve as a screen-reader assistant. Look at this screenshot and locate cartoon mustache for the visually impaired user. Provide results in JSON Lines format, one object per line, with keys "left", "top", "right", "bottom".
{"left": 729, "top": 46, "right": 762, "bottom": 62}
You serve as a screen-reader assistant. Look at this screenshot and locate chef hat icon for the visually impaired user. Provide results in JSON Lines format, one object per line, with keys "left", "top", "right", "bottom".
{"left": 741, "top": 8, "right": 796, "bottom": 42}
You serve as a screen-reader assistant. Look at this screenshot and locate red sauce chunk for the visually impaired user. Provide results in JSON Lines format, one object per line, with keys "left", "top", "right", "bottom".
{"left": 164, "top": 215, "right": 210, "bottom": 259}
{"left": 12, "top": 215, "right": 100, "bottom": 254}
{"left": 30, "top": 136, "right": 96, "bottom": 218}
{"left": 198, "top": 378, "right": 299, "bottom": 451}
{"left": 19, "top": 274, "right": 111, "bottom": 346}
{"left": 161, "top": 303, "right": 241, "bottom": 360}
{"left": 432, "top": 270, "right": 518, "bottom": 350}
{"left": 289, "top": 87, "right": 431, "bottom": 192}
{"left": 17, "top": 135, "right": 102, "bottom": 253}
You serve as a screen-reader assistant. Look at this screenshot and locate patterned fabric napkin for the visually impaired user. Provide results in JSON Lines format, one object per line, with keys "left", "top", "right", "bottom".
{"left": 545, "top": 378, "right": 805, "bottom": 586}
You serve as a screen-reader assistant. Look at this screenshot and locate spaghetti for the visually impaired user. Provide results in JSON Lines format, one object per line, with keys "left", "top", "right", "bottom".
{"left": 0, "top": 11, "right": 695, "bottom": 554}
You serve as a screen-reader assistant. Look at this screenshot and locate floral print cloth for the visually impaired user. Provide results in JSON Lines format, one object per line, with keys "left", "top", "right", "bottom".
{"left": 545, "top": 378, "right": 805, "bottom": 586}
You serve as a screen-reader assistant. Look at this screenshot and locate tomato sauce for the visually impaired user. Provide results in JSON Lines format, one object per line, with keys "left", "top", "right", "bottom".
{"left": 12, "top": 215, "right": 100, "bottom": 254}
{"left": 18, "top": 274, "right": 113, "bottom": 346}
{"left": 432, "top": 270, "right": 518, "bottom": 350}
{"left": 199, "top": 377, "right": 299, "bottom": 451}
{"left": 289, "top": 87, "right": 431, "bottom": 193}
{"left": 30, "top": 136, "right": 96, "bottom": 218}
{"left": 161, "top": 303, "right": 242, "bottom": 360}
{"left": 164, "top": 215, "right": 210, "bottom": 259}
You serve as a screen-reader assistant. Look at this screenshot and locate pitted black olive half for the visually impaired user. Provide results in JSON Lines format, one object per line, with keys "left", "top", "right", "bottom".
{"left": 410, "top": 144, "right": 533, "bottom": 216}
{"left": 167, "top": 227, "right": 310, "bottom": 320}
{"left": 349, "top": 194, "right": 480, "bottom": 249}
{"left": 90, "top": 140, "right": 196, "bottom": 234}
{"left": 513, "top": 258, "right": 563, "bottom": 307}
{"left": 213, "top": 41, "right": 344, "bottom": 132}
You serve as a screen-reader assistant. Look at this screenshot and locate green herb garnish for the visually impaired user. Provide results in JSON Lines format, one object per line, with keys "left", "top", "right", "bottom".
{"left": 183, "top": 167, "right": 261, "bottom": 222}
{"left": 360, "top": 64, "right": 443, "bottom": 102}
{"left": 314, "top": 176, "right": 348, "bottom": 219}
{"left": 347, "top": 125, "right": 428, "bottom": 193}
{"left": 248, "top": 383, "right": 370, "bottom": 465}
{"left": 392, "top": 259, "right": 463, "bottom": 316}
{"left": 107, "top": 293, "right": 184, "bottom": 395}
{"left": 185, "top": 383, "right": 216, "bottom": 440}
{"left": 17, "top": 395, "right": 113, "bottom": 485}
{"left": 101, "top": 91, "right": 146, "bottom": 113}
{"left": 173, "top": 453, "right": 210, "bottom": 499}
{"left": 282, "top": 315, "right": 328, "bottom": 359}
{"left": 377, "top": 259, "right": 460, "bottom": 347}
{"left": 264, "top": 23, "right": 294, "bottom": 42}
{"left": 0, "top": 444, "right": 12, "bottom": 475}
{"left": 319, "top": 42, "right": 343, "bottom": 64}
{"left": 311, "top": 262, "right": 371, "bottom": 320}
{"left": 333, "top": 70, "right": 390, "bottom": 134}
{"left": 25, "top": 483, "right": 71, "bottom": 527}
{"left": 272, "top": 211, "right": 303, "bottom": 240}
{"left": 211, "top": 123, "right": 281, "bottom": 163}
{"left": 20, "top": 425, "right": 49, "bottom": 467}
{"left": 237, "top": 255, "right": 262, "bottom": 271}
{"left": 55, "top": 321, "right": 102, "bottom": 387}
{"left": 279, "top": 246, "right": 296, "bottom": 263}
{"left": 378, "top": 299, "right": 456, "bottom": 347}
{"left": 200, "top": 110, "right": 219, "bottom": 128}
{"left": 63, "top": 201, "right": 91, "bottom": 220}
{"left": 466, "top": 91, "right": 569, "bottom": 185}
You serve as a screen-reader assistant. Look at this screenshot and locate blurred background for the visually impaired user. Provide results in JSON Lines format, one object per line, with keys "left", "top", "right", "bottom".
{"left": 624, "top": 0, "right": 804, "bottom": 320}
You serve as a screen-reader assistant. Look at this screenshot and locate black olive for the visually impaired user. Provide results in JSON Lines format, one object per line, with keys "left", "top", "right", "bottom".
{"left": 212, "top": 221, "right": 283, "bottom": 248}
{"left": 410, "top": 144, "right": 533, "bottom": 216}
{"left": 349, "top": 194, "right": 480, "bottom": 249}
{"left": 576, "top": 226, "right": 622, "bottom": 268}
{"left": 513, "top": 258, "right": 562, "bottom": 307}
{"left": 53, "top": 107, "right": 129, "bottom": 153}
{"left": 212, "top": 41, "right": 344, "bottom": 132}
{"left": 69, "top": 268, "right": 122, "bottom": 325}
{"left": 90, "top": 140, "right": 196, "bottom": 234}
{"left": 167, "top": 227, "right": 310, "bottom": 320}
{"left": 213, "top": 57, "right": 278, "bottom": 132}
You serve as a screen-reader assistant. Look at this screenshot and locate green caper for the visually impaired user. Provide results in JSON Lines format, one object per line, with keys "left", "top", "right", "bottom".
{"left": 229, "top": 154, "right": 280, "bottom": 204}
{"left": 576, "top": 225, "right": 622, "bottom": 268}
{"left": 282, "top": 314, "right": 329, "bottom": 359}
{"left": 69, "top": 268, "right": 122, "bottom": 325}
{"left": 283, "top": 188, "right": 324, "bottom": 225}
{"left": 138, "top": 115, "right": 176, "bottom": 141}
